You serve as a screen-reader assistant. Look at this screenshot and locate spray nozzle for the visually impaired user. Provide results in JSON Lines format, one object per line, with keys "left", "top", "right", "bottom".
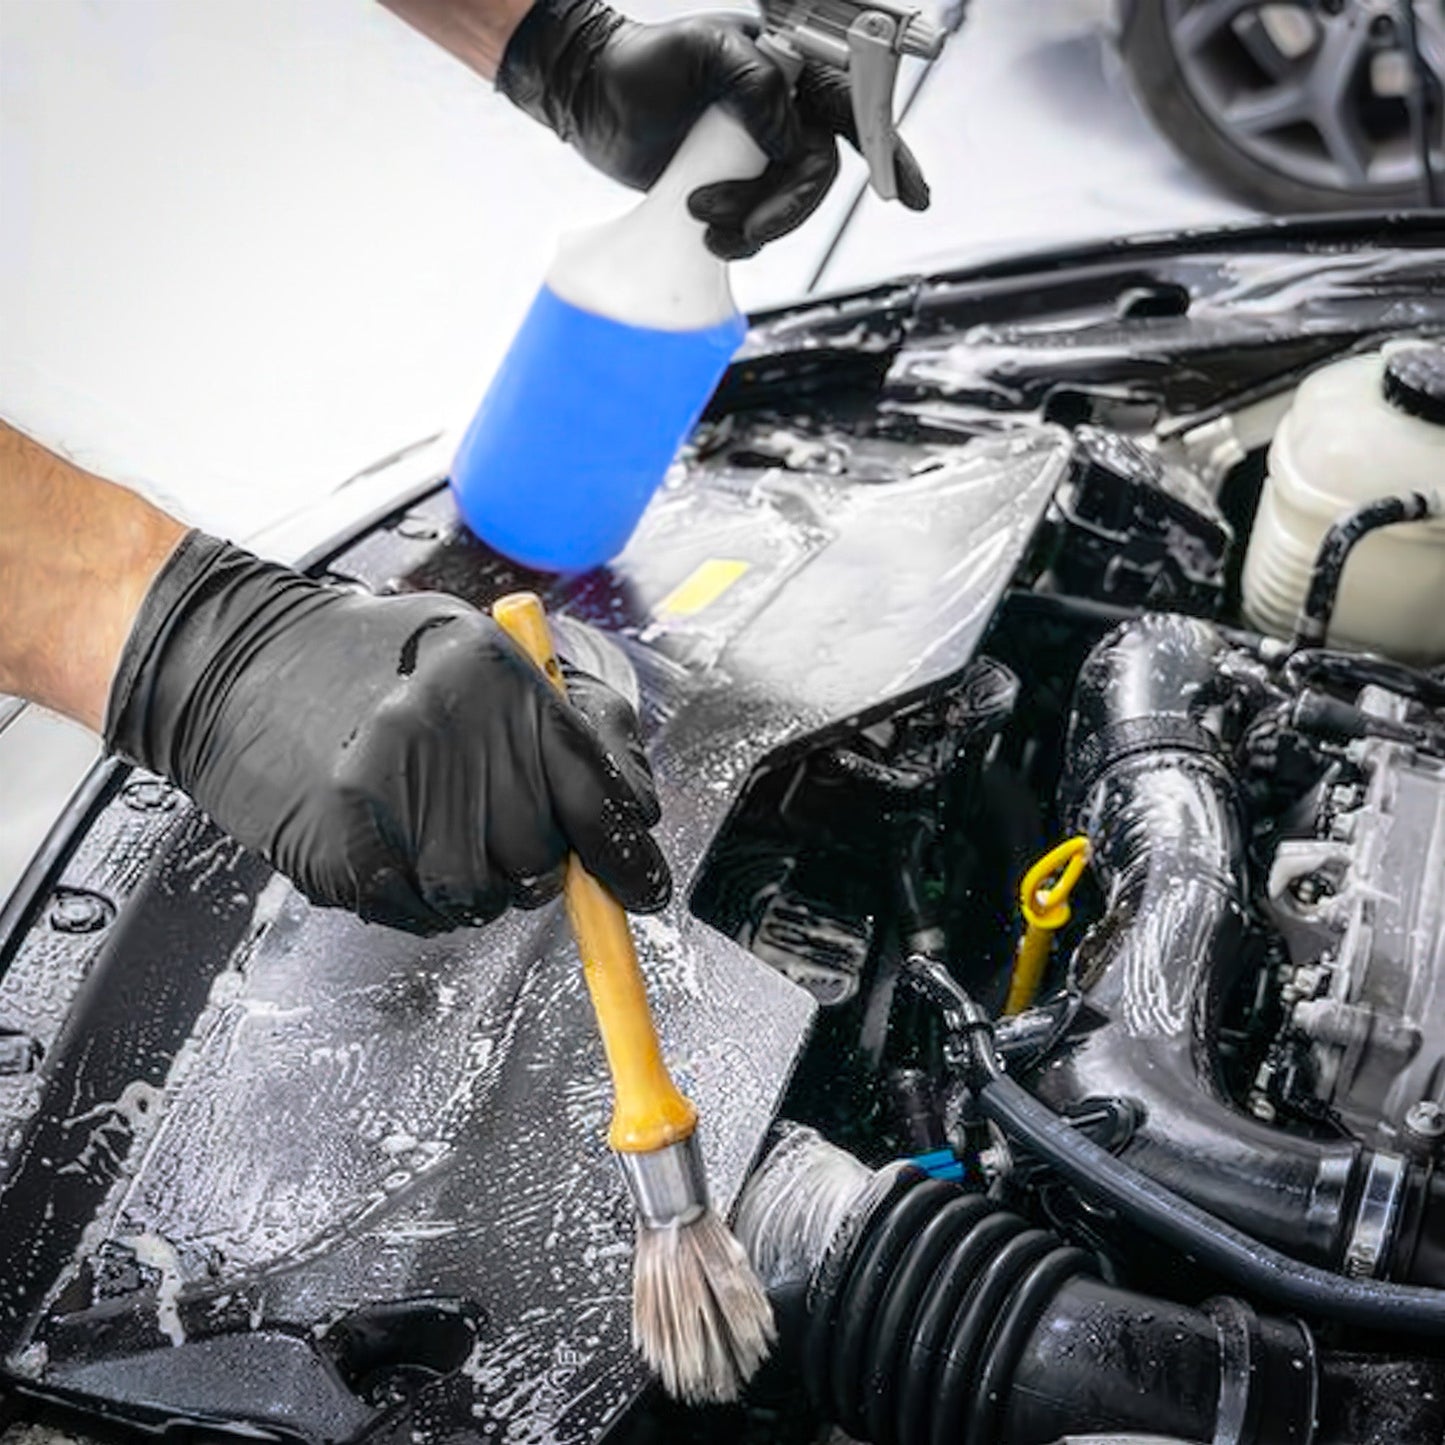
{"left": 759, "top": 1, "right": 944, "bottom": 200}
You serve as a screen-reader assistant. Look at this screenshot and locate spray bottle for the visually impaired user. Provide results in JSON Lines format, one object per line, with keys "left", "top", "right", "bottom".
{"left": 450, "top": 1, "right": 943, "bottom": 573}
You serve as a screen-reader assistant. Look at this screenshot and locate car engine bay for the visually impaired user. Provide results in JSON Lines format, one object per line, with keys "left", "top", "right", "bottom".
{"left": 1, "top": 216, "right": 1444, "bottom": 1445}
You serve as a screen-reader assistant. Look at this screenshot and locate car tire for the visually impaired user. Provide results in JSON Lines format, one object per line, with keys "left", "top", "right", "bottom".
{"left": 1121, "top": 0, "right": 1444, "bottom": 213}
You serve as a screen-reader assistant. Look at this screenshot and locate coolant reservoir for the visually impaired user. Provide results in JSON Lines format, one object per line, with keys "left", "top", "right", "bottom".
{"left": 1242, "top": 341, "right": 1445, "bottom": 663}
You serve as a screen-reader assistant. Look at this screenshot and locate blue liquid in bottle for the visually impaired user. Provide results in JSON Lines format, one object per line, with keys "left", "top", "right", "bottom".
{"left": 449, "top": 106, "right": 768, "bottom": 574}
{"left": 451, "top": 285, "right": 745, "bottom": 573}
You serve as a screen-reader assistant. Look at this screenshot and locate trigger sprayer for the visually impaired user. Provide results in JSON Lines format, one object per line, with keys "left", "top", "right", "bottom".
{"left": 450, "top": 1, "right": 943, "bottom": 573}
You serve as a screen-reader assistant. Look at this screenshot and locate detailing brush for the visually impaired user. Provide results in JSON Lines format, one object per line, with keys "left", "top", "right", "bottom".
{"left": 492, "top": 591, "right": 775, "bottom": 1404}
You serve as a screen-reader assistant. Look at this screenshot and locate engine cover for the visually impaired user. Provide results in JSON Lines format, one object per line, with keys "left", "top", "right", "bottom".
{"left": 0, "top": 426, "right": 1069, "bottom": 1445}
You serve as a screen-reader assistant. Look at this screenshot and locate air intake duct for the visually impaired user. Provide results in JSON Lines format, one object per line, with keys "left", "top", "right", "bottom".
{"left": 735, "top": 1126, "right": 1318, "bottom": 1445}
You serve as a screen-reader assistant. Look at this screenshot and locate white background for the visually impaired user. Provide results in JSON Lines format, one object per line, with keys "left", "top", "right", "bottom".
{"left": 1, "top": 0, "right": 1247, "bottom": 539}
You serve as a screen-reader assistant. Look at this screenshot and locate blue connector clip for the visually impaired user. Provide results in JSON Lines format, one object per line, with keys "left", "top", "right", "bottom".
{"left": 910, "top": 1147, "right": 965, "bottom": 1183}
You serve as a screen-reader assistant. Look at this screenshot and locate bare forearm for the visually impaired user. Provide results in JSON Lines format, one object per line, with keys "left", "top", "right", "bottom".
{"left": 0, "top": 422, "right": 186, "bottom": 731}
{"left": 379, "top": 0, "right": 534, "bottom": 80}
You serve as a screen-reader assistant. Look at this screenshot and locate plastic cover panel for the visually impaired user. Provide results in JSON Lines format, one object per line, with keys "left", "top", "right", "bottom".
{"left": 0, "top": 424, "right": 1068, "bottom": 1442}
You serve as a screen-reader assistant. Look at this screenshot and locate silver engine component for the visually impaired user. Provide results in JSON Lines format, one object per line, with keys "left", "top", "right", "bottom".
{"left": 1265, "top": 685, "right": 1445, "bottom": 1156}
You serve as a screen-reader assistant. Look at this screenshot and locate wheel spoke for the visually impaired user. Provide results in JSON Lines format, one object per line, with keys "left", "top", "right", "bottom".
{"left": 1166, "top": 0, "right": 1444, "bottom": 191}
{"left": 1410, "top": 4, "right": 1445, "bottom": 153}
{"left": 1312, "top": 103, "right": 1373, "bottom": 182}
{"left": 1307, "top": 13, "right": 1375, "bottom": 182}
{"left": 1223, "top": 81, "right": 1312, "bottom": 134}
{"left": 1173, "top": 0, "right": 1259, "bottom": 54}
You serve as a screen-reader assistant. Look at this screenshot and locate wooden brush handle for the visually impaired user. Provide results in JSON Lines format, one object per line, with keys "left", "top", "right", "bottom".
{"left": 492, "top": 592, "right": 698, "bottom": 1155}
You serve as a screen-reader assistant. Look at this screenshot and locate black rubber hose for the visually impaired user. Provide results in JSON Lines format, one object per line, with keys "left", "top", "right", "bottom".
{"left": 1293, "top": 492, "right": 1437, "bottom": 649}
{"left": 1284, "top": 647, "right": 1445, "bottom": 710}
{"left": 977, "top": 1072, "right": 1445, "bottom": 1337}
{"left": 757, "top": 1141, "right": 1318, "bottom": 1445}
{"left": 1056, "top": 614, "right": 1362, "bottom": 1266}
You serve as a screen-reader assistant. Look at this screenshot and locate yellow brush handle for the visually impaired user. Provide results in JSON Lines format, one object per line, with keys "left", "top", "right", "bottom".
{"left": 492, "top": 592, "right": 698, "bottom": 1155}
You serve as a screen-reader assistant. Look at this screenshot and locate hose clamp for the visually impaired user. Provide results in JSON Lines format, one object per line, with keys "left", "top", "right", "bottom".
{"left": 1060, "top": 714, "right": 1225, "bottom": 823}
{"left": 1204, "top": 1296, "right": 1258, "bottom": 1445}
{"left": 1343, "top": 1151, "right": 1408, "bottom": 1279}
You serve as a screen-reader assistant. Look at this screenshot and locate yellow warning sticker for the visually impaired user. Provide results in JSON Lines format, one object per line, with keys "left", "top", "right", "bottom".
{"left": 655, "top": 558, "right": 751, "bottom": 620}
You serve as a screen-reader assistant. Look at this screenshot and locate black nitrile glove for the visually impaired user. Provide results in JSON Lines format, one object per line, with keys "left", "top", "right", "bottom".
{"left": 497, "top": 0, "right": 929, "bottom": 260}
{"left": 105, "top": 532, "right": 670, "bottom": 934}
{"left": 690, "top": 58, "right": 931, "bottom": 260}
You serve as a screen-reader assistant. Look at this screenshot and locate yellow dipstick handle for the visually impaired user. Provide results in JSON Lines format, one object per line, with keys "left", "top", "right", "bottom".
{"left": 1003, "top": 835, "right": 1091, "bottom": 1017}
{"left": 492, "top": 592, "right": 698, "bottom": 1156}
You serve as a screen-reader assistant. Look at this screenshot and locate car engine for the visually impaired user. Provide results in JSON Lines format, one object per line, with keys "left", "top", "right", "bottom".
{"left": 1, "top": 219, "right": 1443, "bottom": 1445}
{"left": 1264, "top": 687, "right": 1445, "bottom": 1162}
{"left": 687, "top": 537, "right": 1445, "bottom": 1443}
{"left": 636, "top": 234, "right": 1445, "bottom": 1443}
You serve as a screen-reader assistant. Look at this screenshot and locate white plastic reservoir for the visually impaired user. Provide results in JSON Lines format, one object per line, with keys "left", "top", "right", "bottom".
{"left": 1242, "top": 341, "right": 1445, "bottom": 663}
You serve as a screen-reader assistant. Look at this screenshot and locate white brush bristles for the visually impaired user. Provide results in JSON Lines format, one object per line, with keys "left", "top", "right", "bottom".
{"left": 631, "top": 1208, "right": 777, "bottom": 1405}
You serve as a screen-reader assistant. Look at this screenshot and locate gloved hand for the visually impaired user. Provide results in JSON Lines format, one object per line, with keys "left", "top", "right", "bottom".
{"left": 497, "top": 0, "right": 929, "bottom": 260}
{"left": 105, "top": 532, "right": 670, "bottom": 934}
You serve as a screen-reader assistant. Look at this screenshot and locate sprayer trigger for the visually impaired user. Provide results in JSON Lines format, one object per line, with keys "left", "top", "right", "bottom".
{"left": 760, "top": 1, "right": 944, "bottom": 199}
{"left": 846, "top": 12, "right": 904, "bottom": 199}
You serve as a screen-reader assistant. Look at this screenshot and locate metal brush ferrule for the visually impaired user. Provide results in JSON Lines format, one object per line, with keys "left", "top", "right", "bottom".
{"left": 617, "top": 1138, "right": 710, "bottom": 1229}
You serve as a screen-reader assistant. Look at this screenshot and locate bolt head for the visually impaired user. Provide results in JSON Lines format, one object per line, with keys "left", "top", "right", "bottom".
{"left": 978, "top": 1145, "right": 1007, "bottom": 1177}
{"left": 122, "top": 777, "right": 179, "bottom": 812}
{"left": 49, "top": 888, "right": 114, "bottom": 934}
{"left": 1405, "top": 1100, "right": 1445, "bottom": 1140}
{"left": 394, "top": 515, "right": 440, "bottom": 542}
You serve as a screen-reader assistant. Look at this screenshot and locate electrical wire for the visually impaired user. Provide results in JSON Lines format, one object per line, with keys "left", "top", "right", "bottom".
{"left": 978, "top": 1072, "right": 1445, "bottom": 1336}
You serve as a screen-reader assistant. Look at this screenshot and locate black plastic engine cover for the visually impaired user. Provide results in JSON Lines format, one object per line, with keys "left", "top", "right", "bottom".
{"left": 0, "top": 427, "right": 1069, "bottom": 1443}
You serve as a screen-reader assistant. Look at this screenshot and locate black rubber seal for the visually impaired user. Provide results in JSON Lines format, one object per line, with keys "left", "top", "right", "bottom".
{"left": 931, "top": 1229, "right": 1057, "bottom": 1445}
{"left": 897, "top": 1212, "right": 1025, "bottom": 1445}
{"left": 804, "top": 1164, "right": 923, "bottom": 1418}
{"left": 966, "top": 1246, "right": 1097, "bottom": 1445}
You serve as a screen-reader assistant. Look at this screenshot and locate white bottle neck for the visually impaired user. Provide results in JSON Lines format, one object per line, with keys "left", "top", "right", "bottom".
{"left": 547, "top": 106, "right": 769, "bottom": 333}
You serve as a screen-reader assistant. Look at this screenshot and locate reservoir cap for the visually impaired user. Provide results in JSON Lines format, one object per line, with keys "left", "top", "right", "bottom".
{"left": 1382, "top": 342, "right": 1445, "bottom": 427}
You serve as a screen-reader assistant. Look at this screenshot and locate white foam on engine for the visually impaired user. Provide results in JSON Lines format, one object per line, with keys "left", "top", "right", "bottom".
{"left": 118, "top": 1230, "right": 186, "bottom": 1345}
